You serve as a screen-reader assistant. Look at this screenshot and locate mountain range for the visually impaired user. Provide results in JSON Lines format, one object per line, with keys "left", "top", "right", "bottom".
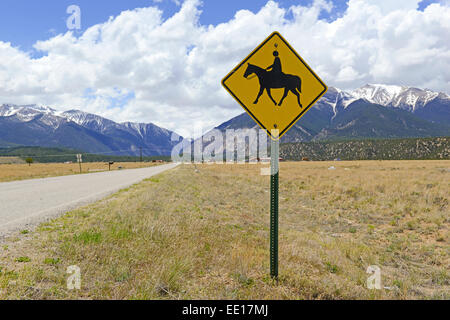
{"left": 0, "top": 84, "right": 449, "bottom": 156}
{"left": 0, "top": 105, "right": 181, "bottom": 156}
{"left": 213, "top": 84, "right": 450, "bottom": 143}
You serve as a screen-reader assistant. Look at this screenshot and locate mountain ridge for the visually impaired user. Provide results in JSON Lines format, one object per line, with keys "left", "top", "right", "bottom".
{"left": 0, "top": 104, "right": 182, "bottom": 156}
{"left": 1, "top": 84, "right": 449, "bottom": 156}
{"left": 208, "top": 84, "right": 450, "bottom": 144}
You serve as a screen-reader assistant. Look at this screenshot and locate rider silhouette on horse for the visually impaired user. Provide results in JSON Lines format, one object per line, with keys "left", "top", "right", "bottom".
{"left": 244, "top": 49, "right": 302, "bottom": 108}
{"left": 265, "top": 50, "right": 283, "bottom": 86}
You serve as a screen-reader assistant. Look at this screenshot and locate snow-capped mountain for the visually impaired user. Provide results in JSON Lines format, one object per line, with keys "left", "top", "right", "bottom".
{"left": 328, "top": 84, "right": 448, "bottom": 111}
{"left": 62, "top": 109, "right": 118, "bottom": 133}
{"left": 0, "top": 104, "right": 62, "bottom": 123}
{"left": 350, "top": 84, "right": 447, "bottom": 111}
{"left": 205, "top": 84, "right": 450, "bottom": 144}
{"left": 0, "top": 104, "right": 182, "bottom": 156}
{"left": 1, "top": 83, "right": 448, "bottom": 154}
{"left": 314, "top": 84, "right": 450, "bottom": 126}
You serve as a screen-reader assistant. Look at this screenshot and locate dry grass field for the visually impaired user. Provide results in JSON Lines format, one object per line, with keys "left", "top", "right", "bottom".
{"left": 0, "top": 160, "right": 448, "bottom": 299}
{"left": 0, "top": 162, "right": 162, "bottom": 183}
{"left": 0, "top": 157, "right": 25, "bottom": 165}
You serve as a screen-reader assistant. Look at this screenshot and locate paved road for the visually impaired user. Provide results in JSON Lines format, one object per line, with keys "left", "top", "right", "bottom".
{"left": 0, "top": 163, "right": 179, "bottom": 237}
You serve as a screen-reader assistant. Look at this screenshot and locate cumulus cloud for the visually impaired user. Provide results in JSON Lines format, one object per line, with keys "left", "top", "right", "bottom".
{"left": 0, "top": 0, "right": 449, "bottom": 137}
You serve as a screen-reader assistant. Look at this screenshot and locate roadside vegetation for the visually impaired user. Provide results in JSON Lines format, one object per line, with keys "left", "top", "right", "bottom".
{"left": 0, "top": 157, "right": 25, "bottom": 165}
{"left": 0, "top": 162, "right": 162, "bottom": 183}
{"left": 0, "top": 161, "right": 448, "bottom": 299}
{"left": 281, "top": 137, "right": 450, "bottom": 161}
{"left": 0, "top": 146, "right": 171, "bottom": 163}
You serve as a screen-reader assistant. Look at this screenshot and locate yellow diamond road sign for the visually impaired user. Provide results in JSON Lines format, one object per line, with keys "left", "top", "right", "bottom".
{"left": 222, "top": 31, "right": 328, "bottom": 139}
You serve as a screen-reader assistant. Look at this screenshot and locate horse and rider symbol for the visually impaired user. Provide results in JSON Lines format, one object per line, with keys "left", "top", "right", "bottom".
{"left": 243, "top": 45, "right": 303, "bottom": 108}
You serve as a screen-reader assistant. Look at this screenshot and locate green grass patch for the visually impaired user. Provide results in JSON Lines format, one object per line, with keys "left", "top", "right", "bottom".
{"left": 73, "top": 231, "right": 102, "bottom": 244}
{"left": 16, "top": 256, "right": 31, "bottom": 263}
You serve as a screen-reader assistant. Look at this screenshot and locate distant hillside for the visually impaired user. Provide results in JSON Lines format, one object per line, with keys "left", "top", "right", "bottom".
{"left": 0, "top": 104, "right": 183, "bottom": 156}
{"left": 0, "top": 146, "right": 171, "bottom": 163}
{"left": 280, "top": 137, "right": 450, "bottom": 161}
{"left": 0, "top": 138, "right": 18, "bottom": 147}
{"left": 314, "top": 100, "right": 450, "bottom": 140}
{"left": 208, "top": 84, "right": 450, "bottom": 143}
{"left": 213, "top": 100, "right": 450, "bottom": 144}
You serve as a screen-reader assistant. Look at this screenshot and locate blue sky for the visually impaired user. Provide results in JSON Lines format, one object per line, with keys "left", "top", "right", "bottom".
{"left": 0, "top": 0, "right": 431, "bottom": 52}
{"left": 0, "top": 0, "right": 440, "bottom": 55}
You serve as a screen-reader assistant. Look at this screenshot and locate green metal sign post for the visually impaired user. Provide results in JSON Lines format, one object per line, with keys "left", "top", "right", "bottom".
{"left": 270, "top": 136, "right": 279, "bottom": 279}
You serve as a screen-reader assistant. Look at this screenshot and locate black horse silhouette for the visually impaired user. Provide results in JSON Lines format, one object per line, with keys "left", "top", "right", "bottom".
{"left": 243, "top": 63, "right": 302, "bottom": 108}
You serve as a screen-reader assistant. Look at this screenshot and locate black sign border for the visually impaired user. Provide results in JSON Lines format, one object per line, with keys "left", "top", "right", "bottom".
{"left": 221, "top": 31, "right": 328, "bottom": 140}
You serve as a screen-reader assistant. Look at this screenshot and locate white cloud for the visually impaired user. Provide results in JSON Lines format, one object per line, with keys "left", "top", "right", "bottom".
{"left": 0, "top": 0, "right": 449, "bottom": 137}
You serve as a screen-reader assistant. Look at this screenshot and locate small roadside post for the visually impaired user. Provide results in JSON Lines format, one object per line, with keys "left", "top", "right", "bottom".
{"left": 76, "top": 154, "right": 82, "bottom": 173}
{"left": 222, "top": 31, "right": 328, "bottom": 279}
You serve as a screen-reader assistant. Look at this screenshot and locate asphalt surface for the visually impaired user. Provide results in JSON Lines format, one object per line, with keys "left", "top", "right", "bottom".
{"left": 0, "top": 163, "right": 179, "bottom": 237}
